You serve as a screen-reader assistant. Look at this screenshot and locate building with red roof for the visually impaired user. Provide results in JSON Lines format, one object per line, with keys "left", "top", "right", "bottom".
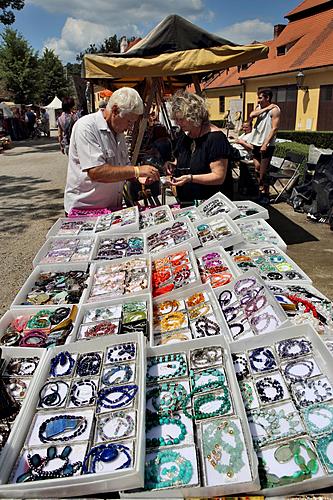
{"left": 204, "top": 0, "right": 333, "bottom": 131}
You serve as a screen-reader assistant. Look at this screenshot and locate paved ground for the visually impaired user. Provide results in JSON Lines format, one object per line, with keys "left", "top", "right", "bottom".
{"left": 0, "top": 134, "right": 332, "bottom": 316}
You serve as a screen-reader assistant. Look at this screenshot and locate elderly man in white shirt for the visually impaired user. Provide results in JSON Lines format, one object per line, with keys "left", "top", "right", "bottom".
{"left": 64, "top": 87, "right": 159, "bottom": 214}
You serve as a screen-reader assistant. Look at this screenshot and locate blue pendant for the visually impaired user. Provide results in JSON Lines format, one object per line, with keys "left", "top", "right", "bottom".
{"left": 39, "top": 415, "right": 87, "bottom": 443}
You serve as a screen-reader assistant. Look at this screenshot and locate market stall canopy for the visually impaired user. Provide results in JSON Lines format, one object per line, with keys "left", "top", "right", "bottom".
{"left": 45, "top": 96, "right": 62, "bottom": 109}
{"left": 0, "top": 102, "right": 13, "bottom": 118}
{"left": 83, "top": 14, "right": 268, "bottom": 85}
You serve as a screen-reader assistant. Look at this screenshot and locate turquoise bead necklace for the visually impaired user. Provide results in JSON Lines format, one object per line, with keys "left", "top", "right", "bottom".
{"left": 146, "top": 382, "right": 187, "bottom": 415}
{"left": 182, "top": 380, "right": 231, "bottom": 420}
{"left": 146, "top": 414, "right": 187, "bottom": 448}
{"left": 302, "top": 402, "right": 333, "bottom": 437}
{"left": 145, "top": 449, "right": 193, "bottom": 490}
{"left": 146, "top": 353, "right": 187, "bottom": 383}
{"left": 316, "top": 432, "right": 333, "bottom": 473}
{"left": 190, "top": 367, "right": 225, "bottom": 392}
{"left": 202, "top": 419, "right": 245, "bottom": 478}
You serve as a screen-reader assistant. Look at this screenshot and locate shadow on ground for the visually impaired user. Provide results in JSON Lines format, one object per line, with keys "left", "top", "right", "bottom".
{"left": 267, "top": 205, "right": 318, "bottom": 245}
{"left": 0, "top": 175, "right": 64, "bottom": 233}
{"left": 4, "top": 138, "right": 59, "bottom": 156}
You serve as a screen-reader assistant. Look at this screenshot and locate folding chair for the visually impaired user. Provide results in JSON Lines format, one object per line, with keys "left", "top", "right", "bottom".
{"left": 269, "top": 152, "right": 306, "bottom": 203}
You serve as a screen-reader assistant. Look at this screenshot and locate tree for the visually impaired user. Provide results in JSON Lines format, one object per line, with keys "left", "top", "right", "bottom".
{"left": 0, "top": 0, "right": 24, "bottom": 25}
{"left": 0, "top": 28, "right": 39, "bottom": 103}
{"left": 76, "top": 35, "right": 120, "bottom": 62}
{"left": 38, "top": 48, "right": 70, "bottom": 105}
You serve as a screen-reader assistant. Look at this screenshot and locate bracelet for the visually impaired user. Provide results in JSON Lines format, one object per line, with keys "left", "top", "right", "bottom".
{"left": 134, "top": 166, "right": 140, "bottom": 179}
{"left": 189, "top": 174, "right": 193, "bottom": 183}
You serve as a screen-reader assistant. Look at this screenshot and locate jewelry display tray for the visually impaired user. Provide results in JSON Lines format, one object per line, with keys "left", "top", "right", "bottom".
{"left": 144, "top": 218, "right": 201, "bottom": 253}
{"left": 194, "top": 244, "right": 241, "bottom": 284}
{"left": 90, "top": 232, "right": 147, "bottom": 261}
{"left": 212, "top": 269, "right": 291, "bottom": 340}
{"left": 268, "top": 281, "right": 333, "bottom": 337}
{"left": 233, "top": 200, "right": 269, "bottom": 221}
{"left": 230, "top": 322, "right": 333, "bottom": 497}
{"left": 0, "top": 332, "right": 146, "bottom": 498}
{"left": 151, "top": 243, "right": 202, "bottom": 296}
{"left": 193, "top": 213, "right": 244, "bottom": 249}
{"left": 233, "top": 218, "right": 288, "bottom": 253}
{"left": 0, "top": 347, "right": 47, "bottom": 461}
{"left": 228, "top": 244, "right": 313, "bottom": 285}
{"left": 197, "top": 191, "right": 240, "bottom": 220}
{"left": 93, "top": 207, "right": 140, "bottom": 235}
{"left": 46, "top": 217, "right": 98, "bottom": 239}
{"left": 139, "top": 205, "right": 174, "bottom": 232}
{"left": 81, "top": 254, "right": 152, "bottom": 303}
{"left": 121, "top": 335, "right": 260, "bottom": 499}
{"left": 69, "top": 292, "right": 153, "bottom": 344}
{"left": 10, "top": 262, "right": 89, "bottom": 310}
{"left": 151, "top": 282, "right": 231, "bottom": 345}
{"left": 32, "top": 235, "right": 96, "bottom": 268}
{"left": 0, "top": 305, "right": 77, "bottom": 346}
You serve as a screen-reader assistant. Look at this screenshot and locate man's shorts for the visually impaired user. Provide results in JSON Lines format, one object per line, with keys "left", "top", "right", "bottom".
{"left": 252, "top": 145, "right": 275, "bottom": 162}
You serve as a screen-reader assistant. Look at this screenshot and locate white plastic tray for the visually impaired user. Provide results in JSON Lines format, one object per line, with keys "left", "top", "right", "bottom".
{"left": 197, "top": 192, "right": 240, "bottom": 220}
{"left": 194, "top": 244, "right": 240, "bottom": 289}
{"left": 193, "top": 213, "right": 243, "bottom": 249}
{"left": 121, "top": 335, "right": 260, "bottom": 498}
{"left": 46, "top": 217, "right": 98, "bottom": 239}
{"left": 139, "top": 205, "right": 174, "bottom": 232}
{"left": 91, "top": 232, "right": 147, "bottom": 262}
{"left": 234, "top": 218, "right": 287, "bottom": 252}
{"left": 234, "top": 200, "right": 269, "bottom": 221}
{"left": 10, "top": 263, "right": 89, "bottom": 309}
{"left": 94, "top": 206, "right": 140, "bottom": 234}
{"left": 70, "top": 292, "right": 153, "bottom": 345}
{"left": 0, "top": 333, "right": 146, "bottom": 497}
{"left": 33, "top": 235, "right": 96, "bottom": 267}
{"left": 145, "top": 219, "right": 200, "bottom": 254}
{"left": 230, "top": 322, "right": 333, "bottom": 496}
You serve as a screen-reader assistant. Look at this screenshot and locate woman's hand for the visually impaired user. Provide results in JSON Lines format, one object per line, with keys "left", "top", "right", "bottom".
{"left": 166, "top": 161, "right": 176, "bottom": 176}
{"left": 170, "top": 175, "right": 192, "bottom": 187}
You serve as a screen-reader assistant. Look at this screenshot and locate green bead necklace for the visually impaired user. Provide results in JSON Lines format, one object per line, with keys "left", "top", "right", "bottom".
{"left": 146, "top": 382, "right": 187, "bottom": 415}
{"left": 259, "top": 438, "right": 319, "bottom": 488}
{"left": 302, "top": 402, "right": 333, "bottom": 437}
{"left": 146, "top": 414, "right": 187, "bottom": 448}
{"left": 27, "top": 309, "right": 52, "bottom": 329}
{"left": 145, "top": 449, "right": 193, "bottom": 490}
{"left": 202, "top": 418, "right": 245, "bottom": 478}
{"left": 146, "top": 353, "right": 187, "bottom": 383}
{"left": 190, "top": 367, "right": 225, "bottom": 392}
{"left": 182, "top": 380, "right": 231, "bottom": 420}
{"left": 248, "top": 406, "right": 303, "bottom": 447}
{"left": 316, "top": 432, "right": 333, "bottom": 473}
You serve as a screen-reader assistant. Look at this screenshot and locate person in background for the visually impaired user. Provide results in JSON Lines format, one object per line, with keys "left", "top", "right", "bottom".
{"left": 64, "top": 87, "right": 160, "bottom": 214}
{"left": 168, "top": 90, "right": 232, "bottom": 204}
{"left": 40, "top": 108, "right": 50, "bottom": 137}
{"left": 234, "top": 121, "right": 254, "bottom": 158}
{"left": 25, "top": 106, "right": 36, "bottom": 138}
{"left": 250, "top": 88, "right": 280, "bottom": 204}
{"left": 57, "top": 97, "right": 77, "bottom": 155}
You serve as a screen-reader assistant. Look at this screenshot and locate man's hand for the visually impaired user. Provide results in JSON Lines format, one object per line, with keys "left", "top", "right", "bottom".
{"left": 166, "top": 161, "right": 176, "bottom": 176}
{"left": 138, "top": 164, "right": 160, "bottom": 183}
{"left": 170, "top": 175, "right": 191, "bottom": 187}
{"left": 260, "top": 143, "right": 268, "bottom": 152}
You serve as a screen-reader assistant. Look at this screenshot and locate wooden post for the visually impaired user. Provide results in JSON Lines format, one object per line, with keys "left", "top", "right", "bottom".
{"left": 192, "top": 74, "right": 202, "bottom": 96}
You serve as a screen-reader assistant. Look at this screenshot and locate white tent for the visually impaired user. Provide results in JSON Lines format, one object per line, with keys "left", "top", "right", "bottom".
{"left": 0, "top": 102, "right": 14, "bottom": 118}
{"left": 45, "top": 96, "right": 62, "bottom": 128}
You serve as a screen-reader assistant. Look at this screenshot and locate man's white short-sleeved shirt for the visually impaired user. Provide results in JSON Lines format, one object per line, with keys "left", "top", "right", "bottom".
{"left": 64, "top": 110, "right": 129, "bottom": 213}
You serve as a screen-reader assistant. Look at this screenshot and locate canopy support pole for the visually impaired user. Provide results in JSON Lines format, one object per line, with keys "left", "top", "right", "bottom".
{"left": 192, "top": 75, "right": 202, "bottom": 95}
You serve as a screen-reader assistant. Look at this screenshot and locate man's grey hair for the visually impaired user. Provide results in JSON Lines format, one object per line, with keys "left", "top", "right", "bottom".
{"left": 170, "top": 90, "right": 209, "bottom": 127}
{"left": 108, "top": 87, "right": 144, "bottom": 116}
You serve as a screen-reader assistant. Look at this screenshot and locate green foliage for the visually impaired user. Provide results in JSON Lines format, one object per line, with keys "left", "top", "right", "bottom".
{"left": 38, "top": 48, "right": 69, "bottom": 105}
{"left": 277, "top": 130, "right": 333, "bottom": 148}
{"left": 0, "top": 0, "right": 24, "bottom": 25}
{"left": 76, "top": 35, "right": 121, "bottom": 61}
{"left": 0, "top": 27, "right": 40, "bottom": 103}
{"left": 274, "top": 141, "right": 310, "bottom": 159}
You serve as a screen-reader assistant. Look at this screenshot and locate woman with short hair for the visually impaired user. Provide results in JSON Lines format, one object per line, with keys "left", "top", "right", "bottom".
{"left": 169, "top": 90, "right": 233, "bottom": 204}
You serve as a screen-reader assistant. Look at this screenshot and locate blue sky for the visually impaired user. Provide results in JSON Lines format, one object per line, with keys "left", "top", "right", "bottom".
{"left": 1, "top": 0, "right": 301, "bottom": 63}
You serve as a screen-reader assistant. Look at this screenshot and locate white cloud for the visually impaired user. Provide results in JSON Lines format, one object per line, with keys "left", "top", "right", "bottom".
{"left": 37, "top": 0, "right": 208, "bottom": 62}
{"left": 218, "top": 19, "right": 273, "bottom": 44}
{"left": 44, "top": 17, "right": 115, "bottom": 62}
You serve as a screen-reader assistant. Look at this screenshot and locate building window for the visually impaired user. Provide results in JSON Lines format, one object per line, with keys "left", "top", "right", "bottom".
{"left": 219, "top": 96, "right": 225, "bottom": 114}
{"left": 277, "top": 46, "right": 286, "bottom": 56}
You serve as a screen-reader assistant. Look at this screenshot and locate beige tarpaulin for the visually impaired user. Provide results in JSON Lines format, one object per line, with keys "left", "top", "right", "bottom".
{"left": 83, "top": 44, "right": 268, "bottom": 80}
